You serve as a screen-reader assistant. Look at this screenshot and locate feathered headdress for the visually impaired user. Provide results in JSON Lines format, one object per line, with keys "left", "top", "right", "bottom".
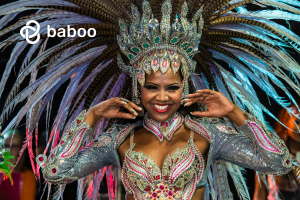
{"left": 0, "top": 0, "right": 300, "bottom": 199}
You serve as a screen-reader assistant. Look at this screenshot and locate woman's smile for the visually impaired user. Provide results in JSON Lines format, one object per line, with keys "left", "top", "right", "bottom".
{"left": 152, "top": 103, "right": 173, "bottom": 113}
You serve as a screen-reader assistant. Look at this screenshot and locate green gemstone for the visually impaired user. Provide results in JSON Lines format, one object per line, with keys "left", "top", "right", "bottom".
{"left": 181, "top": 43, "right": 188, "bottom": 48}
{"left": 128, "top": 54, "right": 134, "bottom": 59}
{"left": 154, "top": 37, "right": 160, "bottom": 43}
{"left": 132, "top": 47, "right": 139, "bottom": 53}
{"left": 186, "top": 48, "right": 192, "bottom": 53}
{"left": 171, "top": 38, "right": 178, "bottom": 43}
{"left": 190, "top": 55, "right": 194, "bottom": 59}
{"left": 143, "top": 43, "right": 149, "bottom": 48}
{"left": 130, "top": 68, "right": 134, "bottom": 72}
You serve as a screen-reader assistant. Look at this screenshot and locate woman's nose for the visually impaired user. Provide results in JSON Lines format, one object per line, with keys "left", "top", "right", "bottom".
{"left": 156, "top": 90, "right": 169, "bottom": 101}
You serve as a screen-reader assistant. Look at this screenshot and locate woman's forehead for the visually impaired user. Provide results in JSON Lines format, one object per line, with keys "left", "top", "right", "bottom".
{"left": 145, "top": 68, "right": 181, "bottom": 83}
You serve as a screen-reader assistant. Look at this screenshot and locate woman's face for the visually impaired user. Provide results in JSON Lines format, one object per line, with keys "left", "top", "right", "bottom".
{"left": 140, "top": 68, "right": 183, "bottom": 122}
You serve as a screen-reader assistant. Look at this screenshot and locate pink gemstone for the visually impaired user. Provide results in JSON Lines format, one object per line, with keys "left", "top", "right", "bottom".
{"left": 60, "top": 141, "right": 64, "bottom": 145}
{"left": 168, "top": 191, "right": 173, "bottom": 196}
{"left": 38, "top": 157, "right": 44, "bottom": 162}
{"left": 52, "top": 168, "right": 57, "bottom": 174}
{"left": 159, "top": 185, "right": 164, "bottom": 190}
{"left": 50, "top": 154, "right": 54, "bottom": 158}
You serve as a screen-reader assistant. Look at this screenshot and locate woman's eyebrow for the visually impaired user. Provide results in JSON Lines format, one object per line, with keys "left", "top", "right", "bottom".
{"left": 167, "top": 83, "right": 181, "bottom": 86}
{"left": 144, "top": 82, "right": 159, "bottom": 86}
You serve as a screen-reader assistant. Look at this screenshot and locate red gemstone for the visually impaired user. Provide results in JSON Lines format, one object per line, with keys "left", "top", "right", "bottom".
{"left": 286, "top": 160, "right": 290, "bottom": 164}
{"left": 52, "top": 168, "right": 57, "bottom": 174}
{"left": 159, "top": 185, "right": 164, "bottom": 190}
{"left": 50, "top": 154, "right": 54, "bottom": 158}
{"left": 144, "top": 186, "right": 151, "bottom": 191}
{"left": 38, "top": 157, "right": 44, "bottom": 162}
{"left": 168, "top": 191, "right": 173, "bottom": 196}
{"left": 60, "top": 141, "right": 64, "bottom": 145}
{"left": 212, "top": 119, "right": 217, "bottom": 121}
{"left": 152, "top": 193, "right": 157, "bottom": 197}
{"left": 94, "top": 140, "right": 99, "bottom": 143}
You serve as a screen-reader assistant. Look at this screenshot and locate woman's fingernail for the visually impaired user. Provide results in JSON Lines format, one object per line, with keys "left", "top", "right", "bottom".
{"left": 121, "top": 101, "right": 127, "bottom": 104}
{"left": 132, "top": 116, "right": 136, "bottom": 119}
{"left": 138, "top": 107, "right": 142, "bottom": 110}
{"left": 190, "top": 112, "right": 195, "bottom": 116}
{"left": 131, "top": 108, "right": 138, "bottom": 115}
{"left": 120, "top": 98, "right": 129, "bottom": 103}
{"left": 184, "top": 103, "right": 189, "bottom": 107}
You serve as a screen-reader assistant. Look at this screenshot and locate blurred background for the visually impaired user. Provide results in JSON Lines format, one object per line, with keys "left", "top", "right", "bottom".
{"left": 0, "top": 0, "right": 300, "bottom": 200}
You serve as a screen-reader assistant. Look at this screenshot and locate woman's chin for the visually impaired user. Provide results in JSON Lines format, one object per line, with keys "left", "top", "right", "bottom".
{"left": 147, "top": 110, "right": 178, "bottom": 122}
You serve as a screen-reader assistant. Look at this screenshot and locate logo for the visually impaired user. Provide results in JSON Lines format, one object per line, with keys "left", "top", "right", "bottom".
{"left": 20, "top": 20, "right": 97, "bottom": 44}
{"left": 20, "top": 20, "right": 40, "bottom": 44}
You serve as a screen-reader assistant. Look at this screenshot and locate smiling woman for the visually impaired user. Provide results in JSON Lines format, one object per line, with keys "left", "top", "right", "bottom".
{"left": 1, "top": 0, "right": 300, "bottom": 200}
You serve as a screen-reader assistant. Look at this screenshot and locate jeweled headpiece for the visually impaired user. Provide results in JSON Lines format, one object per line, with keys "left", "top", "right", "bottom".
{"left": 117, "top": 0, "right": 204, "bottom": 103}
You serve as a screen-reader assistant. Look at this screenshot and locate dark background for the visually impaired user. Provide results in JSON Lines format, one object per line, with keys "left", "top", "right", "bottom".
{"left": 0, "top": 0, "right": 300, "bottom": 199}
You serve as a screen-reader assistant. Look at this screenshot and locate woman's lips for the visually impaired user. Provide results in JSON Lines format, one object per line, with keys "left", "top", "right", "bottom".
{"left": 152, "top": 104, "right": 172, "bottom": 113}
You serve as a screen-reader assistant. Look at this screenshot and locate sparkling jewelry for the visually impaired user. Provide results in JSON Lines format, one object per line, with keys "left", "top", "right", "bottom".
{"left": 143, "top": 112, "right": 184, "bottom": 142}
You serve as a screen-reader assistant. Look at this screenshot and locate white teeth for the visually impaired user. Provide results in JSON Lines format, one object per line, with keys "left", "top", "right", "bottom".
{"left": 153, "top": 104, "right": 169, "bottom": 110}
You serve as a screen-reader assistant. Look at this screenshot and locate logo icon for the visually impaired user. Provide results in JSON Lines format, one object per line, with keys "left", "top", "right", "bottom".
{"left": 20, "top": 20, "right": 40, "bottom": 44}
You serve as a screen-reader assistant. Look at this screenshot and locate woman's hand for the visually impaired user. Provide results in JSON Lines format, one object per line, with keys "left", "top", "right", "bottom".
{"left": 85, "top": 97, "right": 142, "bottom": 127}
{"left": 184, "top": 89, "right": 247, "bottom": 126}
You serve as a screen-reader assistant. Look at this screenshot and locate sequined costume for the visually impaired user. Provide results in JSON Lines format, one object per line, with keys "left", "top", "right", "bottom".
{"left": 36, "top": 111, "right": 292, "bottom": 199}
{"left": 0, "top": 0, "right": 300, "bottom": 199}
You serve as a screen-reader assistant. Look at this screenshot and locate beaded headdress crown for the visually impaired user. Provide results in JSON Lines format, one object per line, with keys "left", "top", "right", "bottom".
{"left": 117, "top": 0, "right": 204, "bottom": 103}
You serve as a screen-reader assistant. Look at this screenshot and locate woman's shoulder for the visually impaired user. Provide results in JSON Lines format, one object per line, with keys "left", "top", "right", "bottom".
{"left": 184, "top": 114, "right": 241, "bottom": 142}
{"left": 101, "top": 120, "right": 143, "bottom": 150}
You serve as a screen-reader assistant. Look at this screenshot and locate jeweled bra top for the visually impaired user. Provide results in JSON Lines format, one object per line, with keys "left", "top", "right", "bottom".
{"left": 121, "top": 113, "right": 205, "bottom": 200}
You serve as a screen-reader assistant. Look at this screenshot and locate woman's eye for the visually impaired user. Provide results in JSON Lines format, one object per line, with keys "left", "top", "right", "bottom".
{"left": 167, "top": 86, "right": 180, "bottom": 91}
{"left": 144, "top": 85, "right": 158, "bottom": 90}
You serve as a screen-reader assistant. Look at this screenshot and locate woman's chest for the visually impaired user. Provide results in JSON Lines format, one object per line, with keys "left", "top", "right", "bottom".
{"left": 120, "top": 135, "right": 209, "bottom": 199}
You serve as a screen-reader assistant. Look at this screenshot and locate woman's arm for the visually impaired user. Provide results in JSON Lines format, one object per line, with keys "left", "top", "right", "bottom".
{"left": 212, "top": 114, "right": 292, "bottom": 174}
{"left": 185, "top": 89, "right": 292, "bottom": 174}
{"left": 36, "top": 110, "right": 116, "bottom": 184}
{"left": 36, "top": 97, "right": 141, "bottom": 184}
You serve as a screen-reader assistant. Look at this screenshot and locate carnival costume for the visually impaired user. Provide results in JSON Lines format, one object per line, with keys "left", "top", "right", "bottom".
{"left": 0, "top": 0, "right": 300, "bottom": 199}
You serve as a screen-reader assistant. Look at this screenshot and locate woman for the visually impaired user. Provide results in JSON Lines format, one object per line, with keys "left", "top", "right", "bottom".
{"left": 254, "top": 107, "right": 300, "bottom": 200}
{"left": 0, "top": 0, "right": 299, "bottom": 199}
{"left": 36, "top": 66, "right": 292, "bottom": 200}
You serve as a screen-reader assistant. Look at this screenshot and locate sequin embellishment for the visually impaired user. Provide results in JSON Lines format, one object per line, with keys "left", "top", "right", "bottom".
{"left": 184, "top": 115, "right": 211, "bottom": 142}
{"left": 247, "top": 121, "right": 283, "bottom": 154}
{"left": 143, "top": 112, "right": 184, "bottom": 142}
{"left": 122, "top": 138, "right": 204, "bottom": 200}
{"left": 87, "top": 136, "right": 112, "bottom": 148}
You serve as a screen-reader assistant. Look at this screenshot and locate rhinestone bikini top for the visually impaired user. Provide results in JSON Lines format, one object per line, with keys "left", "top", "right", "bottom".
{"left": 121, "top": 130, "right": 205, "bottom": 200}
